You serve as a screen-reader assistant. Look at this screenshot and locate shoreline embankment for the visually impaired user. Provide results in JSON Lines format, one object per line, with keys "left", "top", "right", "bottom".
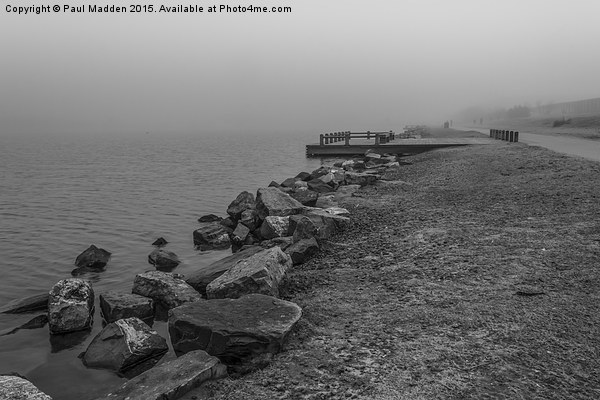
{"left": 191, "top": 128, "right": 600, "bottom": 399}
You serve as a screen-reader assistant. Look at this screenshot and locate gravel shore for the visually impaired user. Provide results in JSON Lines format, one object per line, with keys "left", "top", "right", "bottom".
{"left": 185, "top": 129, "right": 600, "bottom": 399}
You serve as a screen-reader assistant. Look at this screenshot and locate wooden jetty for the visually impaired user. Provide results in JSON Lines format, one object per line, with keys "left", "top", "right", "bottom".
{"left": 305, "top": 129, "right": 494, "bottom": 157}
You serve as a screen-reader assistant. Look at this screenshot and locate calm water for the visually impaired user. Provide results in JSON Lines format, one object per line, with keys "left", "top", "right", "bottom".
{"left": 0, "top": 131, "right": 326, "bottom": 399}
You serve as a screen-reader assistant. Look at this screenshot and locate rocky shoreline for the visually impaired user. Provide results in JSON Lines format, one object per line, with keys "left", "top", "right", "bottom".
{"left": 0, "top": 147, "right": 403, "bottom": 399}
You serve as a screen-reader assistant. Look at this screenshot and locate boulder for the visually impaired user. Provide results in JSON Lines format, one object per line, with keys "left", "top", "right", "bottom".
{"left": 151, "top": 237, "right": 168, "bottom": 247}
{"left": 82, "top": 317, "right": 168, "bottom": 374}
{"left": 268, "top": 180, "right": 281, "bottom": 188}
{"left": 219, "top": 217, "right": 236, "bottom": 233}
{"left": 132, "top": 271, "right": 202, "bottom": 309}
{"left": 255, "top": 187, "right": 304, "bottom": 220}
{"left": 75, "top": 244, "right": 111, "bottom": 269}
{"left": 185, "top": 246, "right": 264, "bottom": 296}
{"left": 259, "top": 216, "right": 290, "bottom": 240}
{"left": 197, "top": 214, "right": 222, "bottom": 223}
{"left": 345, "top": 171, "right": 378, "bottom": 187}
{"left": 99, "top": 291, "right": 154, "bottom": 323}
{"left": 290, "top": 210, "right": 350, "bottom": 242}
{"left": 239, "top": 209, "right": 260, "bottom": 231}
{"left": 285, "top": 237, "right": 320, "bottom": 265}
{"left": 0, "top": 292, "right": 48, "bottom": 314}
{"left": 147, "top": 249, "right": 180, "bottom": 270}
{"left": 231, "top": 222, "right": 250, "bottom": 244}
{"left": 0, "top": 375, "right": 52, "bottom": 400}
{"left": 307, "top": 179, "right": 335, "bottom": 193}
{"left": 290, "top": 189, "right": 318, "bottom": 207}
{"left": 206, "top": 247, "right": 292, "bottom": 299}
{"left": 314, "top": 194, "right": 338, "bottom": 208}
{"left": 169, "top": 294, "right": 302, "bottom": 365}
{"left": 227, "top": 191, "right": 255, "bottom": 221}
{"left": 294, "top": 171, "right": 311, "bottom": 181}
{"left": 97, "top": 350, "right": 227, "bottom": 400}
{"left": 193, "top": 223, "right": 231, "bottom": 250}
{"left": 289, "top": 215, "right": 320, "bottom": 242}
{"left": 48, "top": 278, "right": 94, "bottom": 335}
{"left": 260, "top": 236, "right": 294, "bottom": 251}
{"left": 280, "top": 177, "right": 298, "bottom": 187}
{"left": 309, "top": 166, "right": 330, "bottom": 180}
{"left": 292, "top": 180, "right": 308, "bottom": 190}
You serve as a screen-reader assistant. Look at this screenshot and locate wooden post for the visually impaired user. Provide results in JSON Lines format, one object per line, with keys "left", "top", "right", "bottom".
{"left": 367, "top": 130, "right": 371, "bottom": 140}
{"left": 514, "top": 131, "right": 519, "bottom": 142}
{"left": 345, "top": 131, "right": 350, "bottom": 146}
{"left": 319, "top": 134, "right": 324, "bottom": 146}
{"left": 509, "top": 131, "right": 514, "bottom": 142}
{"left": 490, "top": 129, "right": 493, "bottom": 138}
{"left": 375, "top": 133, "right": 380, "bottom": 146}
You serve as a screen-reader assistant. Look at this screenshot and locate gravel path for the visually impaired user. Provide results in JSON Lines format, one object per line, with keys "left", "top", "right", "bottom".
{"left": 184, "top": 131, "right": 600, "bottom": 399}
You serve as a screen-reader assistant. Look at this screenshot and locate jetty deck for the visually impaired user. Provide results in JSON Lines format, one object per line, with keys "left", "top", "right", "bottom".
{"left": 305, "top": 129, "right": 495, "bottom": 157}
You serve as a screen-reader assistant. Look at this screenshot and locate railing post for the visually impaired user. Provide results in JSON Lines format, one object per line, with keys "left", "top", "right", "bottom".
{"left": 319, "top": 134, "right": 324, "bottom": 146}
{"left": 375, "top": 133, "right": 380, "bottom": 146}
{"left": 345, "top": 132, "right": 350, "bottom": 146}
{"left": 490, "top": 129, "right": 493, "bottom": 138}
{"left": 514, "top": 131, "right": 519, "bottom": 142}
{"left": 367, "top": 130, "right": 371, "bottom": 140}
{"left": 509, "top": 131, "right": 514, "bottom": 142}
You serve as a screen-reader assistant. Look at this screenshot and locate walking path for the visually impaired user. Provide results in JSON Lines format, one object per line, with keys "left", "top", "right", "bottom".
{"left": 462, "top": 127, "right": 600, "bottom": 162}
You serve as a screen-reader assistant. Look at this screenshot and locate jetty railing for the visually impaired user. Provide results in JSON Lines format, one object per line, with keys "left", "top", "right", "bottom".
{"left": 489, "top": 129, "right": 519, "bottom": 142}
{"left": 319, "top": 131, "right": 396, "bottom": 146}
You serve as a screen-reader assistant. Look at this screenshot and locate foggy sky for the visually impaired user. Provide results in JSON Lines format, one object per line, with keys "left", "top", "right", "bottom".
{"left": 1, "top": 0, "right": 599, "bottom": 136}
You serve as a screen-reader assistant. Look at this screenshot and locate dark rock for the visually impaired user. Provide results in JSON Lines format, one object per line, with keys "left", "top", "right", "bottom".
{"left": 285, "top": 237, "right": 320, "bottom": 265}
{"left": 280, "top": 177, "right": 297, "bottom": 187}
{"left": 239, "top": 209, "right": 260, "bottom": 231}
{"left": 345, "top": 171, "right": 378, "bottom": 187}
{"left": 99, "top": 291, "right": 154, "bottom": 323}
{"left": 260, "top": 236, "right": 294, "bottom": 251}
{"left": 151, "top": 237, "right": 168, "bottom": 247}
{"left": 169, "top": 294, "right": 302, "bottom": 366}
{"left": 75, "top": 244, "right": 111, "bottom": 269}
{"left": 309, "top": 166, "right": 330, "bottom": 180}
{"left": 193, "top": 223, "right": 231, "bottom": 250}
{"left": 219, "top": 217, "right": 236, "bottom": 233}
{"left": 268, "top": 180, "right": 281, "bottom": 188}
{"left": 185, "top": 246, "right": 264, "bottom": 296}
{"left": 259, "top": 216, "right": 290, "bottom": 240}
{"left": 227, "top": 191, "right": 255, "bottom": 221}
{"left": 307, "top": 179, "right": 335, "bottom": 193}
{"left": 0, "top": 375, "right": 52, "bottom": 400}
{"left": 289, "top": 215, "right": 320, "bottom": 242}
{"left": 97, "top": 350, "right": 227, "bottom": 400}
{"left": 255, "top": 187, "right": 304, "bottom": 220}
{"left": 206, "top": 247, "right": 291, "bottom": 299}
{"left": 148, "top": 249, "right": 180, "bottom": 270}
{"left": 290, "top": 210, "right": 350, "bottom": 242}
{"left": 277, "top": 186, "right": 294, "bottom": 194}
{"left": 290, "top": 189, "right": 319, "bottom": 207}
{"left": 82, "top": 317, "right": 168, "bottom": 375}
{"left": 295, "top": 171, "right": 311, "bottom": 181}
{"left": 48, "top": 278, "right": 94, "bottom": 335}
{"left": 132, "top": 271, "right": 202, "bottom": 309}
{"left": 231, "top": 223, "right": 250, "bottom": 246}
{"left": 198, "top": 214, "right": 223, "bottom": 223}
{"left": 0, "top": 293, "right": 49, "bottom": 314}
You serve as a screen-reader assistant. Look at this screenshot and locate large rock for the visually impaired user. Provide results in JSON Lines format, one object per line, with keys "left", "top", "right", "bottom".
{"left": 290, "top": 189, "right": 319, "bottom": 207}
{"left": 97, "top": 350, "right": 227, "bottom": 400}
{"left": 239, "top": 209, "right": 260, "bottom": 231}
{"left": 193, "top": 222, "right": 231, "bottom": 250}
{"left": 289, "top": 210, "right": 350, "bottom": 242}
{"left": 205, "top": 247, "right": 292, "bottom": 299}
{"left": 295, "top": 171, "right": 311, "bottom": 181}
{"left": 285, "top": 237, "right": 320, "bottom": 265}
{"left": 48, "top": 278, "right": 94, "bottom": 335}
{"left": 75, "top": 244, "right": 111, "bottom": 269}
{"left": 280, "top": 177, "right": 298, "bottom": 187}
{"left": 151, "top": 237, "right": 168, "bottom": 247}
{"left": 307, "top": 179, "right": 335, "bottom": 193}
{"left": 259, "top": 216, "right": 290, "bottom": 240}
{"left": 185, "top": 246, "right": 264, "bottom": 296}
{"left": 169, "top": 294, "right": 302, "bottom": 365}
{"left": 345, "top": 171, "right": 378, "bottom": 186}
{"left": 132, "top": 271, "right": 202, "bottom": 309}
{"left": 147, "top": 249, "right": 180, "bottom": 270}
{"left": 197, "top": 214, "right": 222, "bottom": 223}
{"left": 82, "top": 317, "right": 168, "bottom": 374}
{"left": 309, "top": 166, "right": 330, "bottom": 180}
{"left": 0, "top": 375, "right": 52, "bottom": 400}
{"left": 231, "top": 223, "right": 250, "bottom": 244}
{"left": 99, "top": 291, "right": 154, "bottom": 323}
{"left": 255, "top": 187, "right": 304, "bottom": 220}
{"left": 0, "top": 292, "right": 48, "bottom": 314}
{"left": 227, "top": 191, "right": 255, "bottom": 221}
